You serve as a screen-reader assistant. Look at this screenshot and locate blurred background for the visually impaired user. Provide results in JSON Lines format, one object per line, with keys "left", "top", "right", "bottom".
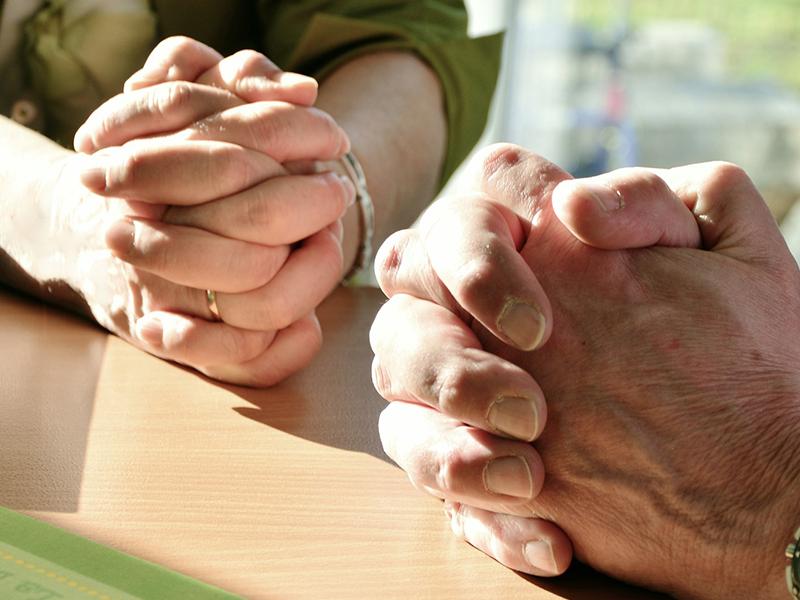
{"left": 459, "top": 0, "right": 800, "bottom": 256}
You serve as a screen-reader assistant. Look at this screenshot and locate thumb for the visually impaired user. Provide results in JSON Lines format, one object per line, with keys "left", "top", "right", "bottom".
{"left": 552, "top": 167, "right": 701, "bottom": 250}
{"left": 552, "top": 162, "right": 788, "bottom": 265}
{"left": 663, "top": 161, "right": 787, "bottom": 263}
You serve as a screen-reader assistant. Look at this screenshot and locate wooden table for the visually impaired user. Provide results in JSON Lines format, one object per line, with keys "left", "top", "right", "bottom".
{"left": 0, "top": 287, "right": 666, "bottom": 599}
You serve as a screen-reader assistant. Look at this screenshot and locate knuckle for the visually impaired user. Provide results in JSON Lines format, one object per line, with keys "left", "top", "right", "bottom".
{"left": 452, "top": 253, "right": 498, "bottom": 307}
{"left": 621, "top": 167, "right": 669, "bottom": 195}
{"left": 231, "top": 49, "right": 271, "bottom": 77}
{"left": 436, "top": 365, "right": 474, "bottom": 416}
{"left": 250, "top": 102, "right": 289, "bottom": 148}
{"left": 706, "top": 161, "right": 750, "bottom": 184}
{"left": 157, "top": 81, "right": 194, "bottom": 115}
{"left": 434, "top": 438, "right": 470, "bottom": 494}
{"left": 375, "top": 230, "right": 412, "bottom": 293}
{"left": 155, "top": 36, "right": 197, "bottom": 60}
{"left": 217, "top": 145, "right": 258, "bottom": 192}
{"left": 244, "top": 190, "right": 271, "bottom": 231}
{"left": 474, "top": 142, "right": 526, "bottom": 182}
{"left": 701, "top": 161, "right": 755, "bottom": 196}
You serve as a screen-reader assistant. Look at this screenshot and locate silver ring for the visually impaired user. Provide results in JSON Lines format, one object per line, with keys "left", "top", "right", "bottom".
{"left": 206, "top": 289, "right": 221, "bottom": 321}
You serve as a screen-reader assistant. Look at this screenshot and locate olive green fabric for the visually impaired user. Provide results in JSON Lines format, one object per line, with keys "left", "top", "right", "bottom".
{"left": 257, "top": 1, "right": 503, "bottom": 183}
{"left": 11, "top": 0, "right": 502, "bottom": 184}
{"left": 22, "top": 0, "right": 156, "bottom": 144}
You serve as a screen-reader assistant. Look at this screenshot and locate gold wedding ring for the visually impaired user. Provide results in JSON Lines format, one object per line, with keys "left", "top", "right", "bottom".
{"left": 206, "top": 289, "right": 221, "bottom": 321}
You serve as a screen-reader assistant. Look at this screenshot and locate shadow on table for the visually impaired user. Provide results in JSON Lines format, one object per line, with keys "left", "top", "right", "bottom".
{"left": 0, "top": 288, "right": 107, "bottom": 512}
{"left": 225, "top": 287, "right": 389, "bottom": 462}
{"left": 525, "top": 561, "right": 673, "bottom": 599}
{"left": 222, "top": 288, "right": 670, "bottom": 599}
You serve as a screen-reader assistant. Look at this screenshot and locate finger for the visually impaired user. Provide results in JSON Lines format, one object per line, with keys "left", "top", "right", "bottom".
{"left": 655, "top": 162, "right": 787, "bottom": 263}
{"left": 196, "top": 50, "right": 318, "bottom": 106}
{"left": 134, "top": 310, "right": 277, "bottom": 368}
{"left": 379, "top": 401, "right": 544, "bottom": 510}
{"left": 172, "top": 101, "right": 350, "bottom": 162}
{"left": 74, "top": 82, "right": 243, "bottom": 153}
{"left": 383, "top": 194, "right": 552, "bottom": 351}
{"left": 216, "top": 227, "right": 343, "bottom": 331}
{"left": 105, "top": 218, "right": 290, "bottom": 293}
{"left": 444, "top": 502, "right": 573, "bottom": 577}
{"left": 79, "top": 140, "right": 286, "bottom": 205}
{"left": 552, "top": 168, "right": 701, "bottom": 250}
{"left": 164, "top": 171, "right": 355, "bottom": 245}
{"left": 124, "top": 36, "right": 223, "bottom": 91}
{"left": 125, "top": 38, "right": 318, "bottom": 106}
{"left": 328, "top": 218, "right": 344, "bottom": 245}
{"left": 205, "top": 312, "right": 323, "bottom": 387}
{"left": 374, "top": 228, "right": 461, "bottom": 314}
{"left": 466, "top": 143, "right": 573, "bottom": 228}
{"left": 370, "top": 294, "right": 546, "bottom": 442}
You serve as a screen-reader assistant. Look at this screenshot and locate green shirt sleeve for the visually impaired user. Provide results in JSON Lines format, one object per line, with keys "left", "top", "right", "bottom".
{"left": 257, "top": 0, "right": 503, "bottom": 186}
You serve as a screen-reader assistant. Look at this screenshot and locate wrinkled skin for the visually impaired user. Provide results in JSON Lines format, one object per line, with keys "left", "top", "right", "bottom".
{"left": 373, "top": 144, "right": 800, "bottom": 599}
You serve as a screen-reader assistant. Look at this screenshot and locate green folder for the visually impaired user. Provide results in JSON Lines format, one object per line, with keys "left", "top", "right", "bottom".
{"left": 0, "top": 507, "right": 243, "bottom": 600}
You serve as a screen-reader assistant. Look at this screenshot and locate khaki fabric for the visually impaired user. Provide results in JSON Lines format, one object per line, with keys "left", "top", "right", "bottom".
{"left": 4, "top": 0, "right": 502, "bottom": 183}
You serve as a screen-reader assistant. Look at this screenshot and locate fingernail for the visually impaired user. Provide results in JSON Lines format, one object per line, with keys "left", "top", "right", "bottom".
{"left": 337, "top": 173, "right": 356, "bottom": 207}
{"left": 125, "top": 67, "right": 166, "bottom": 91}
{"left": 498, "top": 300, "right": 546, "bottom": 351}
{"left": 73, "top": 126, "right": 92, "bottom": 153}
{"left": 443, "top": 502, "right": 465, "bottom": 537}
{"left": 276, "top": 71, "right": 318, "bottom": 89}
{"left": 488, "top": 396, "right": 538, "bottom": 441}
{"left": 79, "top": 158, "right": 110, "bottom": 192}
{"left": 524, "top": 539, "right": 559, "bottom": 574}
{"left": 337, "top": 132, "right": 352, "bottom": 156}
{"left": 580, "top": 180, "right": 624, "bottom": 212}
{"left": 105, "top": 219, "right": 135, "bottom": 256}
{"left": 137, "top": 316, "right": 163, "bottom": 347}
{"left": 483, "top": 456, "right": 533, "bottom": 499}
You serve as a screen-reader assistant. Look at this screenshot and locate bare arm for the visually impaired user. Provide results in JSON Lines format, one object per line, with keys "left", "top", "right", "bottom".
{"left": 0, "top": 116, "right": 92, "bottom": 314}
{"left": 316, "top": 51, "right": 447, "bottom": 273}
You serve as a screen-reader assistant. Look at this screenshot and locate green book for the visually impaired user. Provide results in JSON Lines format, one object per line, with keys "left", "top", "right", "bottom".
{"left": 0, "top": 507, "right": 243, "bottom": 600}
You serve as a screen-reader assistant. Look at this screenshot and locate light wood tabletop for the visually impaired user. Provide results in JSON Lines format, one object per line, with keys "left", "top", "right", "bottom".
{"left": 0, "top": 286, "right": 667, "bottom": 599}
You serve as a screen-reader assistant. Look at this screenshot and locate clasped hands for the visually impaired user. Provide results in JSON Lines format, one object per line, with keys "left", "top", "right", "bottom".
{"left": 371, "top": 144, "right": 800, "bottom": 599}
{"left": 66, "top": 37, "right": 355, "bottom": 386}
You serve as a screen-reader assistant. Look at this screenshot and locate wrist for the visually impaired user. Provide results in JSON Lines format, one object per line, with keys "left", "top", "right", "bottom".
{"left": 23, "top": 153, "right": 105, "bottom": 316}
{"left": 723, "top": 411, "right": 800, "bottom": 600}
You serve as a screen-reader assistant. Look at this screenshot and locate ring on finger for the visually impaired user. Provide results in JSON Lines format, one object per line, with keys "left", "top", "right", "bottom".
{"left": 206, "top": 289, "right": 222, "bottom": 321}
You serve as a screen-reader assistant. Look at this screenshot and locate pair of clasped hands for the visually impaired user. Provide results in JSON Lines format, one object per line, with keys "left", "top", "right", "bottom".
{"left": 69, "top": 37, "right": 354, "bottom": 386}
{"left": 371, "top": 144, "right": 800, "bottom": 599}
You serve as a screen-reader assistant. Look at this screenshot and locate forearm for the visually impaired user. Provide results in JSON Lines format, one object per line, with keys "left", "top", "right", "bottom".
{"left": 0, "top": 116, "right": 91, "bottom": 313}
{"left": 316, "top": 51, "right": 447, "bottom": 273}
